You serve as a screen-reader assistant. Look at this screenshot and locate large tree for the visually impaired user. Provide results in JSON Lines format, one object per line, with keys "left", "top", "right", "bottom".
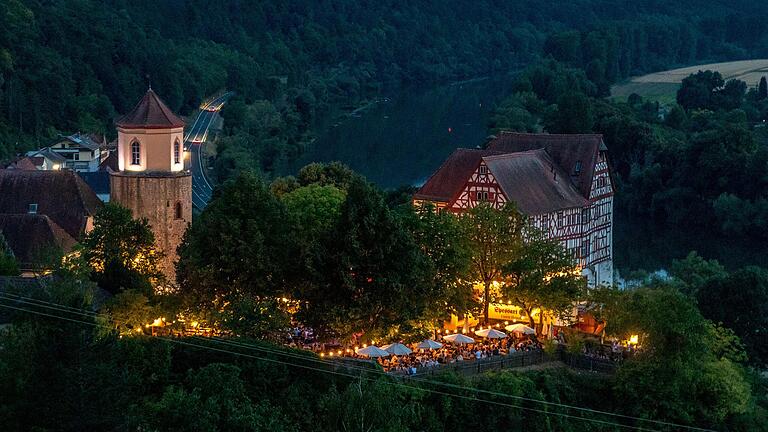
{"left": 459, "top": 203, "right": 525, "bottom": 325}
{"left": 595, "top": 285, "right": 752, "bottom": 426}
{"left": 298, "top": 177, "right": 431, "bottom": 339}
{"left": 696, "top": 266, "right": 768, "bottom": 367}
{"left": 401, "top": 204, "right": 475, "bottom": 328}
{"left": 79, "top": 203, "right": 163, "bottom": 294}
{"left": 504, "top": 229, "right": 586, "bottom": 332}
{"left": 176, "top": 171, "right": 296, "bottom": 336}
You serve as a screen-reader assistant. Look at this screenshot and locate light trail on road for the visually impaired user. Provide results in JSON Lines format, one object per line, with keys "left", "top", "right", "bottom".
{"left": 185, "top": 92, "right": 232, "bottom": 210}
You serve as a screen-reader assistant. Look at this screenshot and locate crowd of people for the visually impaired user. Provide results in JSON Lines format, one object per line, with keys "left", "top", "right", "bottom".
{"left": 375, "top": 336, "right": 543, "bottom": 374}
{"left": 282, "top": 323, "right": 634, "bottom": 374}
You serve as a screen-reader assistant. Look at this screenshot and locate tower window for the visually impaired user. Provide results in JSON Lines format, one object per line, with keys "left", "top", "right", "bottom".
{"left": 174, "top": 202, "right": 183, "bottom": 220}
{"left": 174, "top": 139, "right": 181, "bottom": 165}
{"left": 131, "top": 141, "right": 141, "bottom": 165}
{"left": 28, "top": 203, "right": 38, "bottom": 214}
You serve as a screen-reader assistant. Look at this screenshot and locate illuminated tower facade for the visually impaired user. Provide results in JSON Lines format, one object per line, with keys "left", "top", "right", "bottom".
{"left": 110, "top": 88, "right": 192, "bottom": 281}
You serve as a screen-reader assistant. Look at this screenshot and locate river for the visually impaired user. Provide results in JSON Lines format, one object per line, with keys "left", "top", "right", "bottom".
{"left": 288, "top": 77, "right": 516, "bottom": 188}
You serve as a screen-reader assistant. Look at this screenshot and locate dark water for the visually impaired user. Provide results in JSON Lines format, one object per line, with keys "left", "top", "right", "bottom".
{"left": 288, "top": 77, "right": 515, "bottom": 188}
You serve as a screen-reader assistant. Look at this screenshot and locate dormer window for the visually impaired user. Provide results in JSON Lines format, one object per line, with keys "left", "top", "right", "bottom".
{"left": 131, "top": 141, "right": 141, "bottom": 165}
{"left": 574, "top": 160, "right": 582, "bottom": 174}
{"left": 28, "top": 203, "right": 38, "bottom": 214}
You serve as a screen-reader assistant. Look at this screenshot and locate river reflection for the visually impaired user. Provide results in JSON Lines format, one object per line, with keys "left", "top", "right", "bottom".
{"left": 286, "top": 77, "right": 515, "bottom": 188}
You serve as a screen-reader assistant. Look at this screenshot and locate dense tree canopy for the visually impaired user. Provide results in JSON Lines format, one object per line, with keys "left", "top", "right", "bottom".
{"left": 78, "top": 203, "right": 163, "bottom": 295}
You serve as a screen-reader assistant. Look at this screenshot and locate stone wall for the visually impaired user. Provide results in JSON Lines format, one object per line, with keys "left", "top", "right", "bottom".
{"left": 110, "top": 171, "right": 192, "bottom": 282}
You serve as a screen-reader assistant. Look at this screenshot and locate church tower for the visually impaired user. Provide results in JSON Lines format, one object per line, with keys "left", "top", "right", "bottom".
{"left": 110, "top": 88, "right": 192, "bottom": 281}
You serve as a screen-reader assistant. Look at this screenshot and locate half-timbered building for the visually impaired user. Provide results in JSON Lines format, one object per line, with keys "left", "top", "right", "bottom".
{"left": 414, "top": 132, "right": 614, "bottom": 286}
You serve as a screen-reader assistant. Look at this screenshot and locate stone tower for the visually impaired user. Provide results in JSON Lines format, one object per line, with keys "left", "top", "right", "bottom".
{"left": 110, "top": 88, "right": 192, "bottom": 282}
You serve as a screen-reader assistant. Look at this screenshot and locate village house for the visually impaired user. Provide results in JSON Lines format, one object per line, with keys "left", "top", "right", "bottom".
{"left": 414, "top": 132, "right": 614, "bottom": 287}
{"left": 0, "top": 170, "right": 103, "bottom": 275}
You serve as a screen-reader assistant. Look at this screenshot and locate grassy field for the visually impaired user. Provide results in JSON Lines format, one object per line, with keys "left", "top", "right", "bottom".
{"left": 611, "top": 59, "right": 768, "bottom": 104}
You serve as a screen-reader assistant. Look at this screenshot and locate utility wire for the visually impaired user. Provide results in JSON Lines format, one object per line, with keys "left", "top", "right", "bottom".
{"left": 0, "top": 297, "right": 715, "bottom": 432}
{"left": 0, "top": 300, "right": 661, "bottom": 432}
{"left": 203, "top": 335, "right": 714, "bottom": 432}
{"left": 0, "top": 293, "right": 714, "bottom": 432}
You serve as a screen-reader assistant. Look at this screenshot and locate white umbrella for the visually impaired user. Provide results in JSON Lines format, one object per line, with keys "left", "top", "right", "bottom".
{"left": 417, "top": 339, "right": 443, "bottom": 350}
{"left": 381, "top": 343, "right": 413, "bottom": 356}
{"left": 355, "top": 346, "right": 390, "bottom": 358}
{"left": 505, "top": 323, "right": 535, "bottom": 335}
{"left": 475, "top": 328, "right": 507, "bottom": 339}
{"left": 442, "top": 333, "right": 475, "bottom": 344}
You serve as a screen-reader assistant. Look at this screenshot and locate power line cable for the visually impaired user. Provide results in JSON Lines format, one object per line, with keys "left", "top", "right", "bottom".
{"left": 0, "top": 300, "right": 666, "bottom": 431}
{"left": 0, "top": 300, "right": 707, "bottom": 431}
{"left": 202, "top": 335, "right": 715, "bottom": 432}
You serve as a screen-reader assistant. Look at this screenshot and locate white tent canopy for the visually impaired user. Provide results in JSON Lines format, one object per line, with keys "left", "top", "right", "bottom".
{"left": 356, "top": 346, "right": 390, "bottom": 358}
{"left": 417, "top": 339, "right": 443, "bottom": 350}
{"left": 381, "top": 343, "right": 413, "bottom": 356}
{"left": 442, "top": 333, "right": 475, "bottom": 344}
{"left": 475, "top": 328, "right": 507, "bottom": 339}
{"left": 505, "top": 323, "right": 535, "bottom": 335}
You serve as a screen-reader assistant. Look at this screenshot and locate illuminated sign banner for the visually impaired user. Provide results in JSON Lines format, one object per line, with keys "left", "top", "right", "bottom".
{"left": 488, "top": 303, "right": 526, "bottom": 321}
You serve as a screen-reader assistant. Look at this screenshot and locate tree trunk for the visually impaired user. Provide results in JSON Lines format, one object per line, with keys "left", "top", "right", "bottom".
{"left": 525, "top": 309, "right": 536, "bottom": 334}
{"left": 483, "top": 280, "right": 491, "bottom": 325}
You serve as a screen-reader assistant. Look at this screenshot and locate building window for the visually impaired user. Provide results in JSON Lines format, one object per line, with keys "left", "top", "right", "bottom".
{"left": 73, "top": 152, "right": 80, "bottom": 161}
{"left": 574, "top": 160, "right": 582, "bottom": 174}
{"left": 477, "top": 191, "right": 489, "bottom": 201}
{"left": 174, "top": 202, "right": 183, "bottom": 220}
{"left": 131, "top": 141, "right": 141, "bottom": 165}
{"left": 479, "top": 165, "right": 488, "bottom": 174}
{"left": 581, "top": 239, "right": 591, "bottom": 258}
{"left": 581, "top": 207, "right": 590, "bottom": 223}
{"left": 28, "top": 203, "right": 38, "bottom": 214}
{"left": 557, "top": 211, "right": 564, "bottom": 228}
{"left": 174, "top": 139, "right": 181, "bottom": 165}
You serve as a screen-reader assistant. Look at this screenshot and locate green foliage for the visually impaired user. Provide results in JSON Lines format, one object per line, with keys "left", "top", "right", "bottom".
{"left": 176, "top": 172, "right": 294, "bottom": 336}
{"left": 402, "top": 204, "right": 476, "bottom": 322}
{"left": 282, "top": 183, "right": 346, "bottom": 239}
{"left": 142, "top": 364, "right": 294, "bottom": 432}
{"left": 98, "top": 289, "right": 157, "bottom": 337}
{"left": 318, "top": 379, "right": 421, "bottom": 432}
{"left": 298, "top": 177, "right": 431, "bottom": 339}
{"left": 79, "top": 203, "right": 163, "bottom": 294}
{"left": 459, "top": 203, "right": 526, "bottom": 324}
{"left": 505, "top": 229, "right": 587, "bottom": 330}
{"left": 0, "top": 231, "right": 19, "bottom": 276}
{"left": 669, "top": 251, "right": 727, "bottom": 296}
{"left": 696, "top": 266, "right": 768, "bottom": 366}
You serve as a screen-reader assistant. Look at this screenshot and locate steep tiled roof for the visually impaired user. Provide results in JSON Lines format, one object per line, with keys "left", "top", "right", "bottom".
{"left": 483, "top": 150, "right": 588, "bottom": 214}
{"left": 0, "top": 170, "right": 103, "bottom": 239}
{"left": 486, "top": 132, "right": 603, "bottom": 198}
{"left": 4, "top": 157, "right": 39, "bottom": 170}
{"left": 413, "top": 148, "right": 505, "bottom": 202}
{"left": 0, "top": 214, "right": 77, "bottom": 268}
{"left": 58, "top": 133, "right": 101, "bottom": 151}
{"left": 98, "top": 152, "right": 118, "bottom": 172}
{"left": 116, "top": 89, "right": 185, "bottom": 129}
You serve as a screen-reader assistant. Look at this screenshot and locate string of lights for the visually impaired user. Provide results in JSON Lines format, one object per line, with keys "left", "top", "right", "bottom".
{"left": 0, "top": 299, "right": 665, "bottom": 432}
{"left": 0, "top": 294, "right": 716, "bottom": 432}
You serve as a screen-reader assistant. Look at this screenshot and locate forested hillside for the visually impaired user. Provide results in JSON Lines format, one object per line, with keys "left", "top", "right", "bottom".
{"left": 3, "top": 0, "right": 768, "bottom": 168}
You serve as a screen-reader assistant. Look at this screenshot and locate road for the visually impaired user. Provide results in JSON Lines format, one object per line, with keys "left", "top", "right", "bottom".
{"left": 184, "top": 92, "right": 232, "bottom": 210}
